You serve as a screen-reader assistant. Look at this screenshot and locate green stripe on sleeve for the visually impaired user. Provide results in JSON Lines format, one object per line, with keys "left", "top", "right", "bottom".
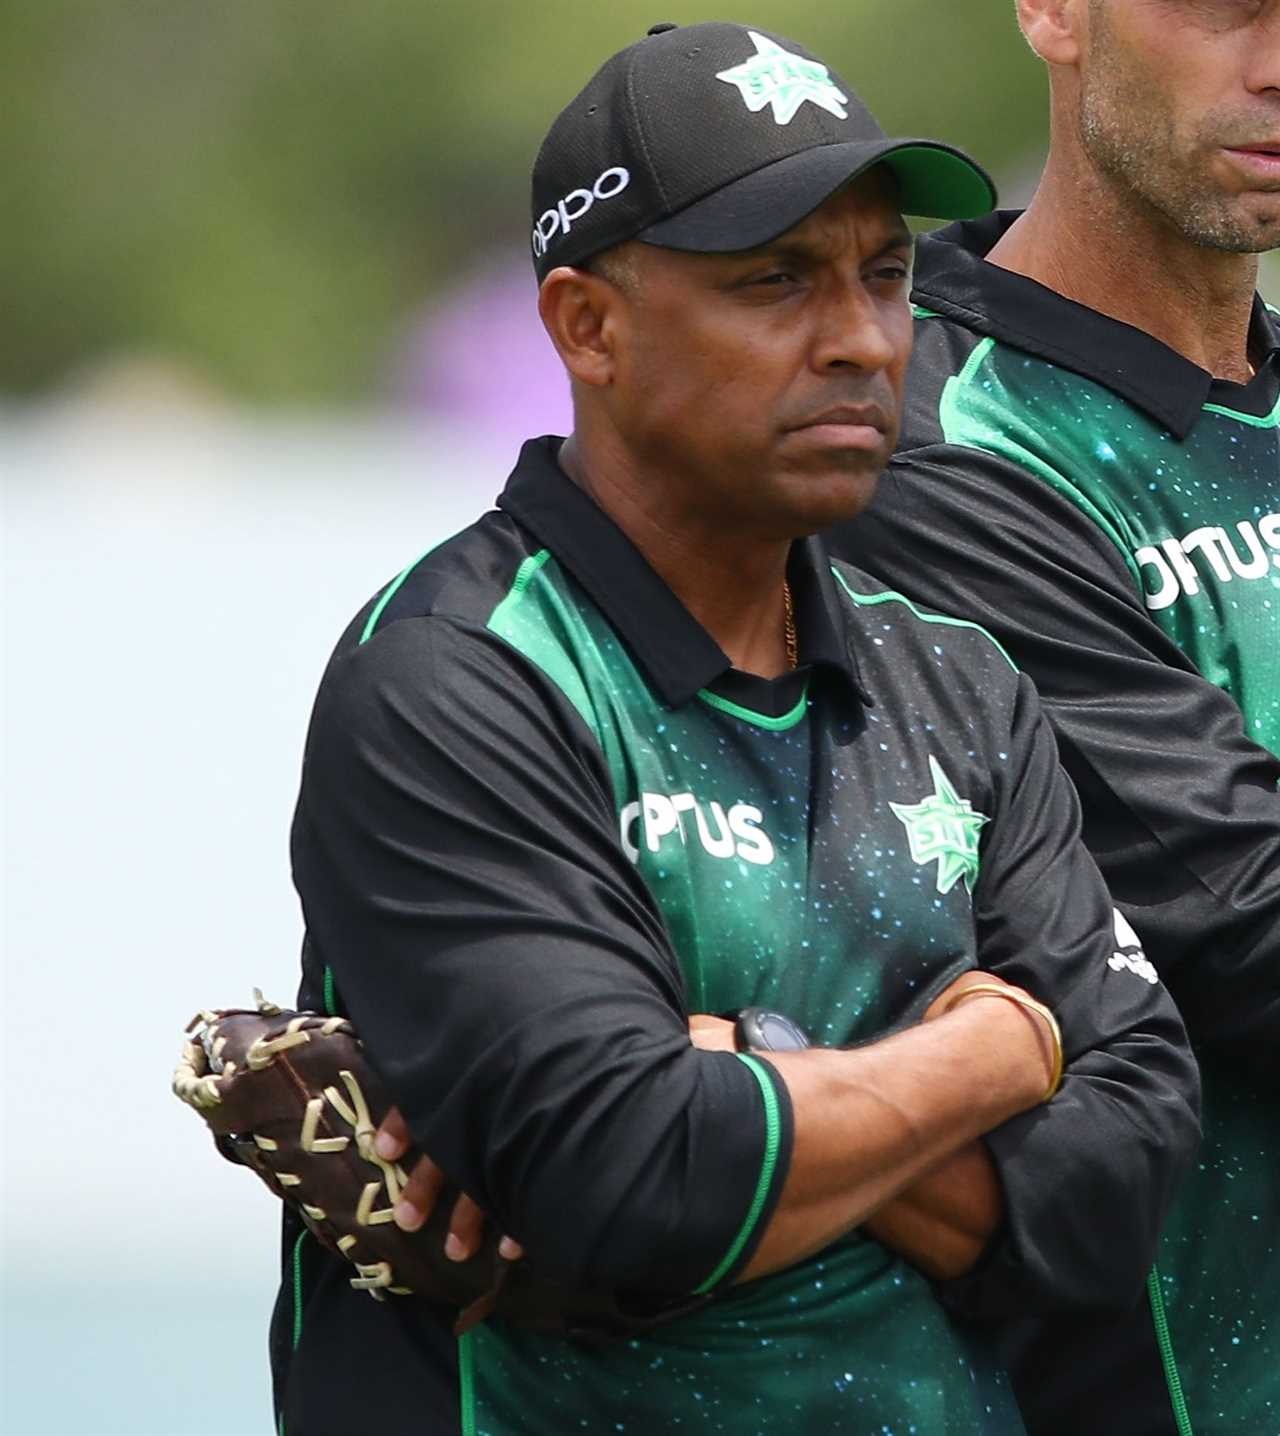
{"left": 458, "top": 1331, "right": 478, "bottom": 1436}
{"left": 359, "top": 545, "right": 439, "bottom": 645}
{"left": 485, "top": 548, "right": 601, "bottom": 740}
{"left": 693, "top": 1053, "right": 783, "bottom": 1294}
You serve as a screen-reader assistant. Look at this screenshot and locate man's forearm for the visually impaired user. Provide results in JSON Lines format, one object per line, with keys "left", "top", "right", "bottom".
{"left": 739, "top": 996, "right": 1046, "bottom": 1283}
{"left": 862, "top": 1142, "right": 1003, "bottom": 1280}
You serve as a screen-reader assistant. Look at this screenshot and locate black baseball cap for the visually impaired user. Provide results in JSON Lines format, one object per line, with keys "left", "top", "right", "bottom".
{"left": 530, "top": 21, "right": 996, "bottom": 281}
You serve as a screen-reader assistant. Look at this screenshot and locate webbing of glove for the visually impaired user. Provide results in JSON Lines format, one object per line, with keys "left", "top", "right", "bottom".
{"left": 173, "top": 997, "right": 710, "bottom": 1339}
{"left": 175, "top": 1001, "right": 423, "bottom": 1296}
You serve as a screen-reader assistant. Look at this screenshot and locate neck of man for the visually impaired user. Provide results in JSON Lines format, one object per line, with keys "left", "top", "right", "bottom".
{"left": 988, "top": 131, "right": 1260, "bottom": 384}
{"left": 558, "top": 429, "right": 795, "bottom": 680}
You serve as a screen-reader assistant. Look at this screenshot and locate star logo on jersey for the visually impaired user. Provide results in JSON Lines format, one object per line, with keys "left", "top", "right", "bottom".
{"left": 890, "top": 757, "right": 989, "bottom": 896}
{"left": 715, "top": 32, "right": 849, "bottom": 126}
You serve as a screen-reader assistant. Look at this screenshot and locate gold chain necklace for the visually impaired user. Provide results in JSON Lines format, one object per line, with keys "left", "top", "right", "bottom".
{"left": 783, "top": 580, "right": 798, "bottom": 671}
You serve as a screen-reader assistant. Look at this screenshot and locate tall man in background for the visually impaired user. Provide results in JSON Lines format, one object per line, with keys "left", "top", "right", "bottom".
{"left": 834, "top": 1, "right": 1280, "bottom": 1431}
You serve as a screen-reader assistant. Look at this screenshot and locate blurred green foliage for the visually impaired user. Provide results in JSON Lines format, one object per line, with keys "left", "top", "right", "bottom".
{"left": 1, "top": 1, "right": 1044, "bottom": 400}
{"left": 2, "top": 2, "right": 1273, "bottom": 403}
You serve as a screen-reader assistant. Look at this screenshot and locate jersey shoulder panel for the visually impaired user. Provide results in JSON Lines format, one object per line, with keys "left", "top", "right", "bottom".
{"left": 351, "top": 508, "right": 540, "bottom": 644}
{"left": 914, "top": 330, "right": 1151, "bottom": 587}
{"left": 334, "top": 510, "right": 626, "bottom": 751}
{"left": 899, "top": 307, "right": 988, "bottom": 447}
{"left": 898, "top": 312, "right": 1280, "bottom": 744}
{"left": 827, "top": 556, "right": 1025, "bottom": 780}
{"left": 829, "top": 555, "right": 1019, "bottom": 677}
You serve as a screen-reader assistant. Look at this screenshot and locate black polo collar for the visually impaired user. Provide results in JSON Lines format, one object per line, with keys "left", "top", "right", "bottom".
{"left": 914, "top": 210, "right": 1280, "bottom": 442}
{"left": 497, "top": 437, "right": 869, "bottom": 711}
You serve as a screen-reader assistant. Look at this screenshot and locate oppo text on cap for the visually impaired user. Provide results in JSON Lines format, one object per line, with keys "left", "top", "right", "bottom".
{"left": 532, "top": 166, "right": 632, "bottom": 260}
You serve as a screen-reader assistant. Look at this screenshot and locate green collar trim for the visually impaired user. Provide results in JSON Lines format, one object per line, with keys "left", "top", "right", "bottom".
{"left": 697, "top": 684, "right": 809, "bottom": 731}
{"left": 1202, "top": 388, "right": 1280, "bottom": 428}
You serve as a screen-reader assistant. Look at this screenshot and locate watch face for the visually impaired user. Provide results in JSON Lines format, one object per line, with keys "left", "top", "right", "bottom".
{"left": 760, "top": 1012, "right": 811, "bottom": 1051}
{"left": 737, "top": 1008, "right": 812, "bottom": 1052}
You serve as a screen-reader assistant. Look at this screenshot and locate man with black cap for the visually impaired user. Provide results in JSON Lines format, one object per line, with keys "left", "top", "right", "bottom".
{"left": 275, "top": 23, "right": 1198, "bottom": 1435}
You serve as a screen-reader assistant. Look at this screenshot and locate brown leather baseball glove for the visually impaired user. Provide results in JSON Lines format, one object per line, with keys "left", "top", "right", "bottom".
{"left": 173, "top": 994, "right": 708, "bottom": 1339}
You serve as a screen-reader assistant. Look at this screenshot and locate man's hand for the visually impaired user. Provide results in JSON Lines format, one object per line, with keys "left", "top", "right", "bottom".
{"left": 373, "top": 1107, "right": 524, "bottom": 1262}
{"left": 687, "top": 1013, "right": 737, "bottom": 1051}
{"left": 861, "top": 1142, "right": 1003, "bottom": 1280}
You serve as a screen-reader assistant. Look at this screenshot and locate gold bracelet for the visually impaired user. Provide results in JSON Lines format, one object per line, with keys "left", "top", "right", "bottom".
{"left": 942, "top": 983, "right": 1064, "bottom": 1104}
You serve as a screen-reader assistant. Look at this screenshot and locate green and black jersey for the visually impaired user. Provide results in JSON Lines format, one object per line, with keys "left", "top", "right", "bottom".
{"left": 832, "top": 211, "right": 1280, "bottom": 1436}
{"left": 276, "top": 438, "right": 1198, "bottom": 1436}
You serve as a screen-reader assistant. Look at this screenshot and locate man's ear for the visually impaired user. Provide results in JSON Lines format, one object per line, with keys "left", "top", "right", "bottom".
{"left": 1015, "top": 0, "right": 1085, "bottom": 66}
{"left": 538, "top": 267, "right": 621, "bottom": 388}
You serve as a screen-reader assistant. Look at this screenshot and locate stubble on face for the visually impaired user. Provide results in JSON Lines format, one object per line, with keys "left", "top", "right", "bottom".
{"left": 1078, "top": 0, "right": 1280, "bottom": 253}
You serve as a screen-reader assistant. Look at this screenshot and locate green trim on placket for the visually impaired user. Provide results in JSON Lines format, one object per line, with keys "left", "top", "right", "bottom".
{"left": 697, "top": 684, "right": 809, "bottom": 732}
{"left": 1147, "top": 1265, "right": 1194, "bottom": 1436}
{"left": 459, "top": 1331, "right": 478, "bottom": 1436}
{"left": 291, "top": 1230, "right": 307, "bottom": 1349}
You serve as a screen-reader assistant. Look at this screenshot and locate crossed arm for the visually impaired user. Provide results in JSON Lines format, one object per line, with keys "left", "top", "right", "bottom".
{"left": 380, "top": 970, "right": 1022, "bottom": 1284}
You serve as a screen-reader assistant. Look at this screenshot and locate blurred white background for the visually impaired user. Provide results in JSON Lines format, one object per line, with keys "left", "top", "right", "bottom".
{"left": 2, "top": 413, "right": 507, "bottom": 1435}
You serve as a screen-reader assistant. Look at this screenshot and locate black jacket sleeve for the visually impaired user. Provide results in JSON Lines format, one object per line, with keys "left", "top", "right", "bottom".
{"left": 830, "top": 447, "right": 1280, "bottom": 1073}
{"left": 941, "top": 669, "right": 1201, "bottom": 1317}
{"left": 290, "top": 614, "right": 792, "bottom": 1295}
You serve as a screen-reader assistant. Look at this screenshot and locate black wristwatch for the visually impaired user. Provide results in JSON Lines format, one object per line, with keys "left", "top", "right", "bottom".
{"left": 733, "top": 1007, "right": 812, "bottom": 1053}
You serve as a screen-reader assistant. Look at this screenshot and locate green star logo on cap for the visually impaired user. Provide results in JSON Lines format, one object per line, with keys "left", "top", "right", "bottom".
{"left": 889, "top": 756, "right": 989, "bottom": 896}
{"left": 715, "top": 31, "right": 849, "bottom": 127}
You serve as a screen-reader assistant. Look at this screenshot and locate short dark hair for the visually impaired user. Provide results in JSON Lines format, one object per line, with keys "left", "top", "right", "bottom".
{"left": 583, "top": 243, "right": 641, "bottom": 295}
